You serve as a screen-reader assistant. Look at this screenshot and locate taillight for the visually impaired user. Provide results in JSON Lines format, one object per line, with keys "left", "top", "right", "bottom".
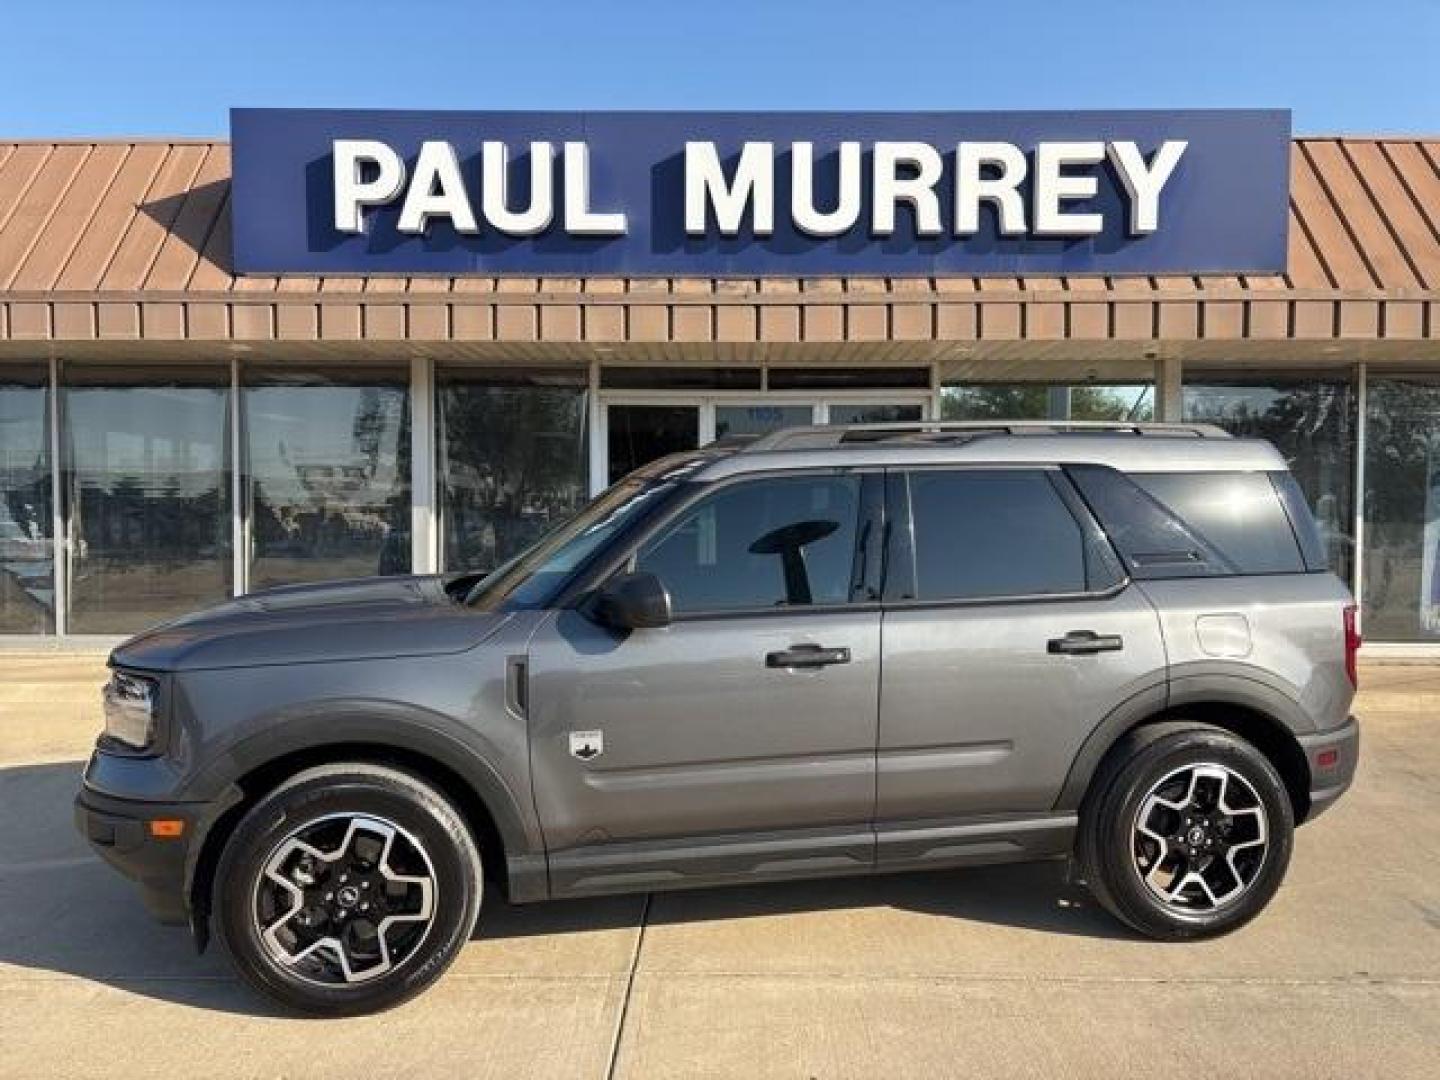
{"left": 1343, "top": 603, "right": 1361, "bottom": 688}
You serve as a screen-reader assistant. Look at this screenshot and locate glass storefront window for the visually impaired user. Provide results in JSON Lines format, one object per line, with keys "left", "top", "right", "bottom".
{"left": 1361, "top": 377, "right": 1440, "bottom": 642}
{"left": 715, "top": 405, "right": 813, "bottom": 438}
{"left": 438, "top": 368, "right": 589, "bottom": 575}
{"left": 942, "top": 384, "right": 1154, "bottom": 422}
{"left": 0, "top": 367, "right": 53, "bottom": 634}
{"left": 828, "top": 403, "right": 925, "bottom": 425}
{"left": 245, "top": 368, "right": 410, "bottom": 590}
{"left": 63, "top": 366, "right": 231, "bottom": 633}
{"left": 1182, "top": 376, "right": 1354, "bottom": 582}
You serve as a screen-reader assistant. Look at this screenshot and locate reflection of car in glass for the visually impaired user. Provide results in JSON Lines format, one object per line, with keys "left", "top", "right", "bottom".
{"left": 0, "top": 511, "right": 46, "bottom": 562}
{"left": 76, "top": 421, "right": 1360, "bottom": 1016}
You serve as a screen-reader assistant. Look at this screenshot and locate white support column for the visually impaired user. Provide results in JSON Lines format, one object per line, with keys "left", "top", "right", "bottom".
{"left": 1046, "top": 385, "right": 1072, "bottom": 420}
{"left": 1155, "top": 354, "right": 1183, "bottom": 421}
{"left": 587, "top": 360, "right": 606, "bottom": 497}
{"left": 410, "top": 354, "right": 438, "bottom": 574}
{"left": 230, "top": 356, "right": 245, "bottom": 596}
{"left": 48, "top": 355, "right": 65, "bottom": 637}
{"left": 1353, "top": 362, "right": 1367, "bottom": 610}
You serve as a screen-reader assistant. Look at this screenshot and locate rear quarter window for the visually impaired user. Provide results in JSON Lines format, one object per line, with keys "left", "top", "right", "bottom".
{"left": 1132, "top": 472, "right": 1306, "bottom": 575}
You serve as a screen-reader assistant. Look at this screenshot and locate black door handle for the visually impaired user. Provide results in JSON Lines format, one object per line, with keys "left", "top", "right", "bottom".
{"left": 766, "top": 644, "right": 852, "bottom": 669}
{"left": 1047, "top": 630, "right": 1124, "bottom": 655}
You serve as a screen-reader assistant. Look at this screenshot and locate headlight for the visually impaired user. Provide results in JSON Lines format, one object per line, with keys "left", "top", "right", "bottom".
{"left": 102, "top": 670, "right": 159, "bottom": 750}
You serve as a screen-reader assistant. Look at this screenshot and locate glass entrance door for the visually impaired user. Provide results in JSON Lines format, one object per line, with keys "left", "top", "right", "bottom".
{"left": 599, "top": 397, "right": 931, "bottom": 490}
{"left": 605, "top": 404, "right": 700, "bottom": 486}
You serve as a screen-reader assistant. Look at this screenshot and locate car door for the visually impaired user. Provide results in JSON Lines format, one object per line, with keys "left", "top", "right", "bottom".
{"left": 875, "top": 466, "right": 1167, "bottom": 869}
{"left": 526, "top": 469, "right": 885, "bottom": 896}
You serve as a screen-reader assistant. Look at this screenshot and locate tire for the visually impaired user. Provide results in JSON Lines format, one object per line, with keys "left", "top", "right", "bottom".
{"left": 213, "top": 762, "right": 483, "bottom": 1016}
{"left": 1076, "top": 722, "right": 1294, "bottom": 940}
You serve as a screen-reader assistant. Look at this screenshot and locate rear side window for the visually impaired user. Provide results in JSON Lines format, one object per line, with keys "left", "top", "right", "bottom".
{"left": 898, "top": 469, "right": 1099, "bottom": 601}
{"left": 1133, "top": 472, "right": 1305, "bottom": 574}
{"left": 1269, "top": 471, "right": 1330, "bottom": 571}
{"left": 1068, "top": 465, "right": 1306, "bottom": 578}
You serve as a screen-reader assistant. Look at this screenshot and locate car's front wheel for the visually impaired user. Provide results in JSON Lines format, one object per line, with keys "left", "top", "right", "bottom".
{"left": 214, "top": 762, "right": 482, "bottom": 1015}
{"left": 1077, "top": 722, "right": 1295, "bottom": 940}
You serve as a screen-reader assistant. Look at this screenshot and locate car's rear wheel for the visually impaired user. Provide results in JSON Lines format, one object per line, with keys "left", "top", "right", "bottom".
{"left": 1077, "top": 722, "right": 1294, "bottom": 940}
{"left": 214, "top": 762, "right": 482, "bottom": 1015}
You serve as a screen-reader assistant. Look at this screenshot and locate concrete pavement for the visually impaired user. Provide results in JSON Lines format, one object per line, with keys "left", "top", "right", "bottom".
{"left": 1, "top": 653, "right": 1437, "bottom": 1078}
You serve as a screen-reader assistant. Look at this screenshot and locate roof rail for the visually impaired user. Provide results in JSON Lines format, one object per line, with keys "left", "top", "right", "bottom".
{"left": 745, "top": 419, "right": 1231, "bottom": 451}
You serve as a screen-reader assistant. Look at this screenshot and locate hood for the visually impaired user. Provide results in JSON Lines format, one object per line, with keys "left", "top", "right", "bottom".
{"left": 111, "top": 573, "right": 508, "bottom": 672}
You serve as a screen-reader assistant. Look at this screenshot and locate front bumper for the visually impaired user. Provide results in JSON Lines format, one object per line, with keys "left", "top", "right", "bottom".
{"left": 74, "top": 785, "right": 209, "bottom": 925}
{"left": 1297, "top": 714, "right": 1360, "bottom": 822}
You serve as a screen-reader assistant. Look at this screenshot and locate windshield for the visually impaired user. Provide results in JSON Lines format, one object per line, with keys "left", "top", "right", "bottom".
{"left": 464, "top": 478, "right": 674, "bottom": 610}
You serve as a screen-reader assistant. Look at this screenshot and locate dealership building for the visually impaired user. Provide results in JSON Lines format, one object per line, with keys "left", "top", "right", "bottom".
{"left": 1, "top": 110, "right": 1439, "bottom": 648}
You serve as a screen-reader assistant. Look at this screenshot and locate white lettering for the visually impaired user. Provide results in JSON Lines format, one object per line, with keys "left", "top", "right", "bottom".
{"left": 791, "top": 141, "right": 862, "bottom": 237}
{"left": 397, "top": 141, "right": 478, "bottom": 234}
{"left": 872, "top": 142, "right": 943, "bottom": 236}
{"left": 1108, "top": 140, "right": 1187, "bottom": 235}
{"left": 1033, "top": 141, "right": 1106, "bottom": 236}
{"left": 482, "top": 141, "right": 555, "bottom": 237}
{"left": 685, "top": 141, "right": 775, "bottom": 236}
{"left": 955, "top": 142, "right": 1028, "bottom": 236}
{"left": 562, "top": 142, "right": 627, "bottom": 235}
{"left": 333, "top": 139, "right": 406, "bottom": 234}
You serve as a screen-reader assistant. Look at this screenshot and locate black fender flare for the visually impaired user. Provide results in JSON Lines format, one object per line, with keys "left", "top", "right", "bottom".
{"left": 183, "top": 700, "right": 547, "bottom": 907}
{"left": 1053, "top": 667, "right": 1314, "bottom": 813}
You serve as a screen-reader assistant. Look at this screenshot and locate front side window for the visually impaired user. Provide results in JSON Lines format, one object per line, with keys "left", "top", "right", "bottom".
{"left": 899, "top": 469, "right": 1091, "bottom": 601}
{"left": 635, "top": 474, "right": 862, "bottom": 614}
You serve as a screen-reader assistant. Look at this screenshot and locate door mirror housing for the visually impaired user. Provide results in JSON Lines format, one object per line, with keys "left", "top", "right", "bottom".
{"left": 593, "top": 571, "right": 672, "bottom": 630}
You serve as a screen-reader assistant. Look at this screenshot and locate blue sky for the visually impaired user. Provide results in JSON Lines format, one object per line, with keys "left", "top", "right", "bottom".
{"left": 1, "top": 1, "right": 1435, "bottom": 136}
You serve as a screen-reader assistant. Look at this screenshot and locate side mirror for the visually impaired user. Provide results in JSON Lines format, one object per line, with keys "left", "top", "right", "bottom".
{"left": 593, "top": 571, "right": 672, "bottom": 630}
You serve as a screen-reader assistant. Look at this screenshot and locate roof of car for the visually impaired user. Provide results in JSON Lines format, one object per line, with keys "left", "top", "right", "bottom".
{"left": 650, "top": 422, "right": 1290, "bottom": 482}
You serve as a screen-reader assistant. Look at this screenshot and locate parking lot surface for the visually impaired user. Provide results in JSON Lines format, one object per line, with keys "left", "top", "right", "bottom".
{"left": 1, "top": 655, "right": 1437, "bottom": 1078}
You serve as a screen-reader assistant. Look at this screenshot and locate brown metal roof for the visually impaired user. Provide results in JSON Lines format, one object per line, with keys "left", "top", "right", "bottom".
{"left": 0, "top": 137, "right": 1437, "bottom": 350}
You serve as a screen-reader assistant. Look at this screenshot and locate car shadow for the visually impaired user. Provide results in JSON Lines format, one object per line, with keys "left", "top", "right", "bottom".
{"left": 2, "top": 759, "right": 1130, "bottom": 1017}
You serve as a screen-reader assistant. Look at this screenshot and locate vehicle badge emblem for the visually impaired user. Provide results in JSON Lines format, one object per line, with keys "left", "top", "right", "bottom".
{"left": 569, "top": 730, "right": 604, "bottom": 761}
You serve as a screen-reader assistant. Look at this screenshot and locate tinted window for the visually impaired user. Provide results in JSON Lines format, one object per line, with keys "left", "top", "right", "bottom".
{"left": 1068, "top": 465, "right": 1228, "bottom": 578}
{"left": 904, "top": 470, "right": 1088, "bottom": 600}
{"left": 1133, "top": 472, "right": 1304, "bottom": 575}
{"left": 635, "top": 474, "right": 861, "bottom": 613}
{"left": 1183, "top": 377, "right": 1353, "bottom": 580}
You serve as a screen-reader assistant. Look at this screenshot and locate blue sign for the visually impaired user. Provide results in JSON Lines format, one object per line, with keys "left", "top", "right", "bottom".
{"left": 230, "top": 108, "right": 1291, "bottom": 277}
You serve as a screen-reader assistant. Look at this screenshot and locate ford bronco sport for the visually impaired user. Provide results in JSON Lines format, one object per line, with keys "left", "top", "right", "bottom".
{"left": 76, "top": 420, "right": 1360, "bottom": 1015}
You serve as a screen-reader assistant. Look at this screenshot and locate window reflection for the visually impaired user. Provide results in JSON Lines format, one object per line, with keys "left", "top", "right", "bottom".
{"left": 1182, "top": 377, "right": 1354, "bottom": 582}
{"left": 0, "top": 368, "right": 53, "bottom": 634}
{"left": 63, "top": 366, "right": 231, "bottom": 633}
{"left": 245, "top": 368, "right": 410, "bottom": 590}
{"left": 714, "top": 405, "right": 813, "bottom": 439}
{"left": 827, "top": 403, "right": 924, "bottom": 425}
{"left": 941, "top": 384, "right": 1154, "bottom": 422}
{"left": 1362, "top": 377, "right": 1440, "bottom": 641}
{"left": 438, "top": 368, "right": 588, "bottom": 574}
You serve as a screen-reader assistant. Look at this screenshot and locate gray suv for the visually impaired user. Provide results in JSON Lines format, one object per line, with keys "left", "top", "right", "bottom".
{"left": 76, "top": 421, "right": 1360, "bottom": 1015}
